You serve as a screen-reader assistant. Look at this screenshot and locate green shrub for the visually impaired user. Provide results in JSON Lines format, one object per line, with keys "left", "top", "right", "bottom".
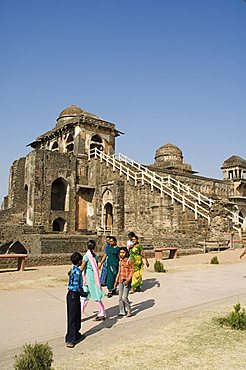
{"left": 154, "top": 260, "right": 166, "bottom": 272}
{"left": 214, "top": 303, "right": 246, "bottom": 330}
{"left": 210, "top": 256, "right": 219, "bottom": 264}
{"left": 14, "top": 342, "right": 53, "bottom": 370}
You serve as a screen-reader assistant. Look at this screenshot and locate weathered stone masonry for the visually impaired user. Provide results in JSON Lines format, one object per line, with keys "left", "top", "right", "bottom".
{"left": 1, "top": 104, "right": 246, "bottom": 266}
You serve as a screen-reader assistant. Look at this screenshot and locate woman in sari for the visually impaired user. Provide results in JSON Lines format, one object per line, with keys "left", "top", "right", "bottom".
{"left": 99, "top": 236, "right": 120, "bottom": 297}
{"left": 81, "top": 240, "right": 106, "bottom": 321}
{"left": 129, "top": 235, "right": 149, "bottom": 292}
{"left": 100, "top": 236, "right": 110, "bottom": 286}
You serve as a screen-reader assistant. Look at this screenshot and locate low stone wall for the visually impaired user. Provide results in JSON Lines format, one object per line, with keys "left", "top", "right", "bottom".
{"left": 39, "top": 235, "right": 99, "bottom": 254}
{"left": 0, "top": 253, "right": 71, "bottom": 269}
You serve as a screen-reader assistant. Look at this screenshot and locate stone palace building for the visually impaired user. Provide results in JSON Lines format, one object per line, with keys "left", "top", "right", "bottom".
{"left": 1, "top": 105, "right": 246, "bottom": 259}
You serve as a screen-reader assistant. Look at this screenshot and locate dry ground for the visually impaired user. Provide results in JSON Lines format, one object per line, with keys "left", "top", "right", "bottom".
{"left": 2, "top": 248, "right": 246, "bottom": 369}
{"left": 0, "top": 248, "right": 244, "bottom": 291}
{"left": 53, "top": 303, "right": 246, "bottom": 370}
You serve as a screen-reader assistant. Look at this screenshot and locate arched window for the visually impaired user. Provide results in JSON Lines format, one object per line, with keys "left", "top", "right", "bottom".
{"left": 239, "top": 211, "right": 244, "bottom": 225}
{"left": 66, "top": 143, "right": 74, "bottom": 152}
{"left": 103, "top": 202, "right": 113, "bottom": 232}
{"left": 65, "top": 133, "right": 74, "bottom": 153}
{"left": 90, "top": 134, "right": 103, "bottom": 153}
{"left": 67, "top": 133, "right": 73, "bottom": 143}
{"left": 51, "top": 141, "right": 59, "bottom": 151}
{"left": 51, "top": 178, "right": 68, "bottom": 211}
{"left": 52, "top": 217, "right": 66, "bottom": 232}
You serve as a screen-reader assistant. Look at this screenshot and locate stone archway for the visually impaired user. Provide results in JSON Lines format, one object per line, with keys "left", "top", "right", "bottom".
{"left": 90, "top": 134, "right": 103, "bottom": 153}
{"left": 103, "top": 202, "right": 113, "bottom": 232}
{"left": 52, "top": 217, "right": 66, "bottom": 232}
{"left": 102, "top": 188, "right": 113, "bottom": 232}
{"left": 51, "top": 178, "right": 68, "bottom": 211}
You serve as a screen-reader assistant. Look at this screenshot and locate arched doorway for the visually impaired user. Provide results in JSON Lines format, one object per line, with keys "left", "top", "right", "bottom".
{"left": 51, "top": 178, "right": 68, "bottom": 211}
{"left": 103, "top": 202, "right": 113, "bottom": 232}
{"left": 52, "top": 217, "right": 66, "bottom": 232}
{"left": 90, "top": 134, "right": 103, "bottom": 153}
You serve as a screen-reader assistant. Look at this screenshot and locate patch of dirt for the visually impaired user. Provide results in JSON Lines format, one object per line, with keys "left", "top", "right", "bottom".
{"left": 53, "top": 301, "right": 246, "bottom": 370}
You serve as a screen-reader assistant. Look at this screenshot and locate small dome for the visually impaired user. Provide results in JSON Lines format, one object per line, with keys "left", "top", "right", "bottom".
{"left": 58, "top": 105, "right": 84, "bottom": 119}
{"left": 56, "top": 105, "right": 102, "bottom": 128}
{"left": 155, "top": 143, "right": 183, "bottom": 163}
{"left": 223, "top": 155, "right": 246, "bottom": 169}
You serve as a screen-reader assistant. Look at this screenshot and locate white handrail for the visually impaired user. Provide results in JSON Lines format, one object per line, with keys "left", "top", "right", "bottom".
{"left": 89, "top": 148, "right": 243, "bottom": 228}
{"left": 115, "top": 152, "right": 214, "bottom": 207}
{"left": 90, "top": 148, "right": 210, "bottom": 220}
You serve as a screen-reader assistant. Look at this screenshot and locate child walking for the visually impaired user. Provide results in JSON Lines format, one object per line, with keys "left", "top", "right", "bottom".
{"left": 114, "top": 247, "right": 134, "bottom": 317}
{"left": 65, "top": 252, "right": 87, "bottom": 348}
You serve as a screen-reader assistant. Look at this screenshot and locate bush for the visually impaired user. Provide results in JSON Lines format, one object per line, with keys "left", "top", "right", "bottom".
{"left": 154, "top": 260, "right": 166, "bottom": 272}
{"left": 214, "top": 303, "right": 246, "bottom": 330}
{"left": 210, "top": 256, "right": 219, "bottom": 264}
{"left": 14, "top": 342, "right": 53, "bottom": 370}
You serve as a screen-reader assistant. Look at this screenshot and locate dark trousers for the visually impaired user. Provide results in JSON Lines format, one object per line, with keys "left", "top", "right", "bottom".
{"left": 65, "top": 290, "right": 81, "bottom": 344}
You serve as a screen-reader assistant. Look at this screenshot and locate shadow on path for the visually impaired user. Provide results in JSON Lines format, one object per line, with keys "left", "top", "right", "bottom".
{"left": 131, "top": 299, "right": 155, "bottom": 317}
{"left": 82, "top": 304, "right": 119, "bottom": 338}
{"left": 141, "top": 278, "right": 160, "bottom": 292}
{"left": 82, "top": 298, "right": 155, "bottom": 339}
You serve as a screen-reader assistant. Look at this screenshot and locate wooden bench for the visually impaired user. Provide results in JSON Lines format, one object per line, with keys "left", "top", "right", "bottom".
{"left": 154, "top": 247, "right": 178, "bottom": 260}
{"left": 0, "top": 254, "right": 28, "bottom": 271}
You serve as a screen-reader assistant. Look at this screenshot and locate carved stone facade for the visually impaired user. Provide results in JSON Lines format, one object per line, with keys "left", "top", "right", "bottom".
{"left": 1, "top": 105, "right": 246, "bottom": 256}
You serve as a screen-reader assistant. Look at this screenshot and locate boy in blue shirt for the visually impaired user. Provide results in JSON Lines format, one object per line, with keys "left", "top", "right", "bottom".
{"left": 65, "top": 252, "right": 87, "bottom": 348}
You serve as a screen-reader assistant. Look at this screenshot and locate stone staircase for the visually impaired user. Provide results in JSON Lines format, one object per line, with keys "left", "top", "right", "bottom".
{"left": 89, "top": 148, "right": 244, "bottom": 230}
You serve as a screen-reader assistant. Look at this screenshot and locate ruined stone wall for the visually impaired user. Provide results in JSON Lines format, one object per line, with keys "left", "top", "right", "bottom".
{"left": 25, "top": 149, "right": 77, "bottom": 232}
{"left": 122, "top": 180, "right": 210, "bottom": 248}
{"left": 0, "top": 208, "right": 14, "bottom": 224}
{"left": 0, "top": 225, "right": 44, "bottom": 253}
{"left": 0, "top": 253, "right": 72, "bottom": 269}
{"left": 7, "top": 157, "right": 26, "bottom": 211}
{"left": 76, "top": 155, "right": 89, "bottom": 185}
{"left": 87, "top": 159, "right": 210, "bottom": 247}
{"left": 38, "top": 234, "right": 98, "bottom": 254}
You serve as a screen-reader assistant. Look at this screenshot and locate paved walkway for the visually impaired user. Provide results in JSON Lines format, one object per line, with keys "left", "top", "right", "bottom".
{"left": 1, "top": 262, "right": 246, "bottom": 368}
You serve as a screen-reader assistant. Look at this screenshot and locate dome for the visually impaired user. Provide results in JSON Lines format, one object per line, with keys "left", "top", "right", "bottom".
{"left": 58, "top": 105, "right": 84, "bottom": 119}
{"left": 222, "top": 155, "right": 246, "bottom": 169}
{"left": 56, "top": 105, "right": 84, "bottom": 127}
{"left": 155, "top": 143, "right": 183, "bottom": 163}
{"left": 56, "top": 104, "right": 102, "bottom": 128}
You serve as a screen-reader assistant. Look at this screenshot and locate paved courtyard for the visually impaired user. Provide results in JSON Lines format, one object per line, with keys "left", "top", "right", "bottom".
{"left": 1, "top": 250, "right": 246, "bottom": 369}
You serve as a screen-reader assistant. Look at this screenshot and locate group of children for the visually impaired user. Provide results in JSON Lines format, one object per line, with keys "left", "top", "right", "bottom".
{"left": 65, "top": 232, "right": 149, "bottom": 348}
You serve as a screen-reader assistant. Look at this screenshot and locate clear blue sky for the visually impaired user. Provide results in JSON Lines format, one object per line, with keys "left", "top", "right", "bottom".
{"left": 0, "top": 0, "right": 246, "bottom": 203}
